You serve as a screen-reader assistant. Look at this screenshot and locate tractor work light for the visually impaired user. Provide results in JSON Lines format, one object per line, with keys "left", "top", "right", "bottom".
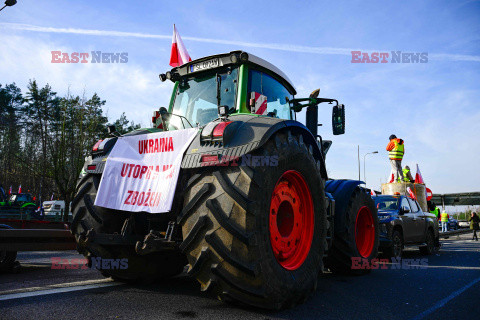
{"left": 240, "top": 52, "right": 249, "bottom": 61}
{"left": 218, "top": 105, "right": 227, "bottom": 117}
{"left": 230, "top": 54, "right": 238, "bottom": 63}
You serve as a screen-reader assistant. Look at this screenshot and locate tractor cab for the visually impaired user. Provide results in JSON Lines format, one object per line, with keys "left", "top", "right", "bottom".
{"left": 157, "top": 51, "right": 345, "bottom": 140}
{"left": 6, "top": 193, "right": 34, "bottom": 207}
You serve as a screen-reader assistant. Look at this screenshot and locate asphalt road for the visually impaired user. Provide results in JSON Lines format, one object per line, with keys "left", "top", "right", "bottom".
{"left": 1, "top": 232, "right": 479, "bottom": 320}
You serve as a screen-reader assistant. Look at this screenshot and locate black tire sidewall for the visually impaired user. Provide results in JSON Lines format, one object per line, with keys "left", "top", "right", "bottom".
{"left": 250, "top": 135, "right": 326, "bottom": 300}
{"left": 392, "top": 230, "right": 403, "bottom": 259}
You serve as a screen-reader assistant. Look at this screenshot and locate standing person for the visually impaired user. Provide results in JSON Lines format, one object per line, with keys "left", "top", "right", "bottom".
{"left": 386, "top": 134, "right": 405, "bottom": 183}
{"left": 428, "top": 201, "right": 440, "bottom": 219}
{"left": 469, "top": 212, "right": 480, "bottom": 241}
{"left": 440, "top": 210, "right": 449, "bottom": 232}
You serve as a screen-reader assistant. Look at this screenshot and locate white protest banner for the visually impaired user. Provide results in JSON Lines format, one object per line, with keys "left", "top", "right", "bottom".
{"left": 94, "top": 128, "right": 198, "bottom": 213}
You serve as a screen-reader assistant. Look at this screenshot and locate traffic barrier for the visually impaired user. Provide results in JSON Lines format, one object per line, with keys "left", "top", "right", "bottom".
{"left": 439, "top": 229, "right": 472, "bottom": 239}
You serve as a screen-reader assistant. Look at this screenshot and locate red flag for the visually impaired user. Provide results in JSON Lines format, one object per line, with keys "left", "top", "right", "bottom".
{"left": 169, "top": 25, "right": 192, "bottom": 67}
{"left": 370, "top": 189, "right": 376, "bottom": 196}
{"left": 407, "top": 187, "right": 416, "bottom": 200}
{"left": 389, "top": 173, "right": 394, "bottom": 183}
{"left": 415, "top": 164, "right": 425, "bottom": 184}
{"left": 9, "top": 185, "right": 12, "bottom": 195}
{"left": 18, "top": 185, "right": 22, "bottom": 193}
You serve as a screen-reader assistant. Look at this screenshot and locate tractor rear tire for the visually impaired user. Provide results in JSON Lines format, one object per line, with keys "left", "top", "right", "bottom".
{"left": 179, "top": 130, "right": 327, "bottom": 309}
{"left": 71, "top": 174, "right": 186, "bottom": 281}
{"left": 327, "top": 187, "right": 379, "bottom": 275}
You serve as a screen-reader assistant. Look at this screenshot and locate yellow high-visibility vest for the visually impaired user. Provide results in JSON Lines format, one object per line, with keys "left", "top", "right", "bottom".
{"left": 440, "top": 212, "right": 448, "bottom": 222}
{"left": 389, "top": 140, "right": 404, "bottom": 160}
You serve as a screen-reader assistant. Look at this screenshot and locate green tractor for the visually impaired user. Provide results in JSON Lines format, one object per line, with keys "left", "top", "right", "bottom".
{"left": 0, "top": 192, "right": 37, "bottom": 215}
{"left": 72, "top": 51, "right": 379, "bottom": 309}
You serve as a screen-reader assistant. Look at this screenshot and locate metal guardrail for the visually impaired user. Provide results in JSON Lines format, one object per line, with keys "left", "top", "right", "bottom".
{"left": 0, "top": 228, "right": 76, "bottom": 251}
{"left": 439, "top": 228, "right": 472, "bottom": 239}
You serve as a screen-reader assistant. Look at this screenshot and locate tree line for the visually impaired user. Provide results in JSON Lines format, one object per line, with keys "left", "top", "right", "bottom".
{"left": 0, "top": 80, "right": 140, "bottom": 220}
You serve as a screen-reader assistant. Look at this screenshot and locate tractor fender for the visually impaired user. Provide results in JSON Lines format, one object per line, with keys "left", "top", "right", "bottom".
{"left": 181, "top": 114, "right": 328, "bottom": 179}
{"left": 325, "top": 179, "right": 365, "bottom": 221}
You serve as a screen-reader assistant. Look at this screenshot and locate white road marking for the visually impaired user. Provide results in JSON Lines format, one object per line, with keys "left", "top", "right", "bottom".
{"left": 410, "top": 276, "right": 480, "bottom": 320}
{"left": 0, "top": 279, "right": 123, "bottom": 301}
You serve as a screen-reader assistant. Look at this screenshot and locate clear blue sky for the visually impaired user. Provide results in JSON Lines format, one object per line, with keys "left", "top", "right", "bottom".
{"left": 1, "top": 0, "right": 479, "bottom": 194}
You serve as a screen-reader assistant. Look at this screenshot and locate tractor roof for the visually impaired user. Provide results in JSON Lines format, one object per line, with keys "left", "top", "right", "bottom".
{"left": 170, "top": 50, "right": 297, "bottom": 95}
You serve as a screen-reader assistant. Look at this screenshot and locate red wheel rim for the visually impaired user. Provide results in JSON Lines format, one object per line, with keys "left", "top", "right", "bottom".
{"left": 269, "top": 170, "right": 314, "bottom": 270}
{"left": 355, "top": 206, "right": 375, "bottom": 258}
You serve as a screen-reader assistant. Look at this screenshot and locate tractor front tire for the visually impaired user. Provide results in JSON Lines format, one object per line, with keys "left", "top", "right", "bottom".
{"left": 71, "top": 174, "right": 186, "bottom": 281}
{"left": 179, "top": 130, "right": 327, "bottom": 309}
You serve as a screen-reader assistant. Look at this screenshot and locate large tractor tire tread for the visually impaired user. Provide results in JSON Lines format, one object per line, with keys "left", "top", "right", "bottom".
{"left": 180, "top": 130, "right": 326, "bottom": 310}
{"left": 71, "top": 174, "right": 186, "bottom": 281}
{"left": 327, "top": 187, "right": 379, "bottom": 275}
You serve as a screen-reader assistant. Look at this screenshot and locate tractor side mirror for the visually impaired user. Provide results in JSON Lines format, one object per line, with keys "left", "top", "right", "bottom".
{"left": 332, "top": 104, "right": 345, "bottom": 135}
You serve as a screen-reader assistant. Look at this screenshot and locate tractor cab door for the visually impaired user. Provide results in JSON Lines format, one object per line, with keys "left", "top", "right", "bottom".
{"left": 247, "top": 69, "right": 293, "bottom": 120}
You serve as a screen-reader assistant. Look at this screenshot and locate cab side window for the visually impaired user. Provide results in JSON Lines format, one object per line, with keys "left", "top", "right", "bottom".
{"left": 400, "top": 198, "right": 411, "bottom": 213}
{"left": 408, "top": 198, "right": 420, "bottom": 212}
{"left": 247, "top": 69, "right": 292, "bottom": 120}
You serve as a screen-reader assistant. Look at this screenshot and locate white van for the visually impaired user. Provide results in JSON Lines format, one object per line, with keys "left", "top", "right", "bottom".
{"left": 42, "top": 200, "right": 65, "bottom": 216}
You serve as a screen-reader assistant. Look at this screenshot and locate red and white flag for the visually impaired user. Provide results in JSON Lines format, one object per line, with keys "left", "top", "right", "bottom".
{"left": 9, "top": 185, "right": 12, "bottom": 195}
{"left": 407, "top": 187, "right": 416, "bottom": 200}
{"left": 370, "top": 189, "right": 376, "bottom": 196}
{"left": 18, "top": 185, "right": 22, "bottom": 194}
{"left": 169, "top": 25, "right": 192, "bottom": 67}
{"left": 414, "top": 164, "right": 425, "bottom": 184}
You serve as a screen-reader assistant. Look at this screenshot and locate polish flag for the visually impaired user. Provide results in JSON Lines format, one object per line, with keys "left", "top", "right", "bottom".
{"left": 9, "top": 185, "right": 12, "bottom": 195}
{"left": 169, "top": 25, "right": 192, "bottom": 67}
{"left": 370, "top": 189, "right": 376, "bottom": 196}
{"left": 18, "top": 185, "right": 22, "bottom": 193}
{"left": 407, "top": 187, "right": 416, "bottom": 200}
{"left": 414, "top": 164, "right": 425, "bottom": 184}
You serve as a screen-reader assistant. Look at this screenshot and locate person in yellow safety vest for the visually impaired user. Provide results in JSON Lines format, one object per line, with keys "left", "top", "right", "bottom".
{"left": 440, "top": 210, "right": 449, "bottom": 232}
{"left": 386, "top": 134, "right": 405, "bottom": 183}
{"left": 428, "top": 201, "right": 440, "bottom": 218}
{"left": 397, "top": 165, "right": 415, "bottom": 183}
{"left": 431, "top": 207, "right": 440, "bottom": 219}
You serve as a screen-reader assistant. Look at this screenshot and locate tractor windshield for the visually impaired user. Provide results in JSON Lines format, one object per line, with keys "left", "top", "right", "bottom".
{"left": 9, "top": 194, "right": 31, "bottom": 203}
{"left": 171, "top": 68, "right": 238, "bottom": 128}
